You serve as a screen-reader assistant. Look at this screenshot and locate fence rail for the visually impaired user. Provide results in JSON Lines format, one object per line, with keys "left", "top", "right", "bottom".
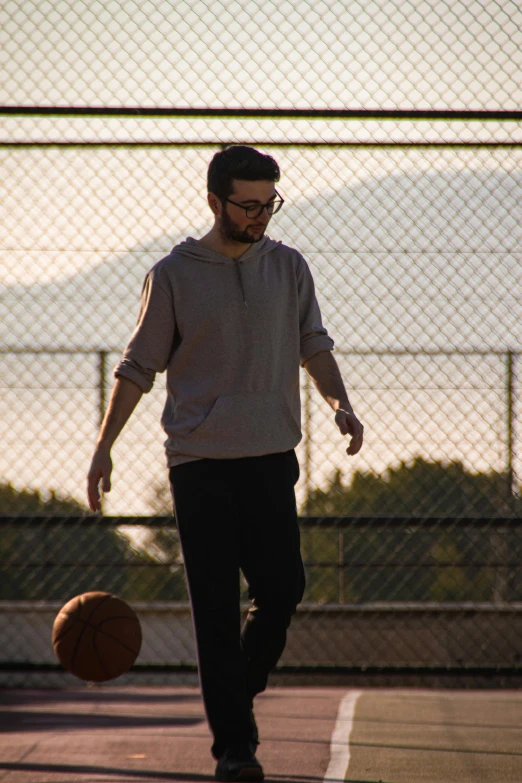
{"left": 1, "top": 516, "right": 521, "bottom": 686}
{"left": 1, "top": 348, "right": 519, "bottom": 516}
{"left": 4, "top": 107, "right": 522, "bottom": 120}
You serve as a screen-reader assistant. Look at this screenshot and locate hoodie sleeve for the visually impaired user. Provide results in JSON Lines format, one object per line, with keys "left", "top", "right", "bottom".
{"left": 113, "top": 266, "right": 176, "bottom": 393}
{"left": 296, "top": 253, "right": 335, "bottom": 367}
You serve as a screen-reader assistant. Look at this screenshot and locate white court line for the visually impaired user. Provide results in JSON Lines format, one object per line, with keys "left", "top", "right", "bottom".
{"left": 324, "top": 690, "right": 362, "bottom": 781}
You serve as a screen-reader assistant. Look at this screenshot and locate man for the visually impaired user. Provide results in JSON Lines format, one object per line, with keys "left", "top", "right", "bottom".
{"left": 87, "top": 145, "right": 363, "bottom": 782}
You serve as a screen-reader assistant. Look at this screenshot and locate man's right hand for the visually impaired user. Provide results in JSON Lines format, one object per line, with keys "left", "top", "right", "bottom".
{"left": 85, "top": 376, "right": 143, "bottom": 512}
{"left": 87, "top": 446, "right": 113, "bottom": 512}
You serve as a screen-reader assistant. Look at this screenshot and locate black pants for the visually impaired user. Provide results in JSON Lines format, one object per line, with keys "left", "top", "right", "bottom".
{"left": 168, "top": 449, "right": 305, "bottom": 759}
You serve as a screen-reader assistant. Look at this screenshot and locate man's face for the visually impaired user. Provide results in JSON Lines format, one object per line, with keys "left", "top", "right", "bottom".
{"left": 218, "top": 179, "right": 277, "bottom": 244}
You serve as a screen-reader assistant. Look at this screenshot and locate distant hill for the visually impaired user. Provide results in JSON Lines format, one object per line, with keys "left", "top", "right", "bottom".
{"left": 2, "top": 166, "right": 522, "bottom": 352}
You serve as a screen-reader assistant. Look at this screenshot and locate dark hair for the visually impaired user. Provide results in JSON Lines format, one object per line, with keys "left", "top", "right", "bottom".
{"left": 207, "top": 145, "right": 280, "bottom": 201}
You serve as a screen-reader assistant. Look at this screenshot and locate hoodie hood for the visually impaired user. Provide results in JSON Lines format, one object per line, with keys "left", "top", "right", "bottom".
{"left": 170, "top": 235, "right": 282, "bottom": 307}
{"left": 172, "top": 235, "right": 281, "bottom": 265}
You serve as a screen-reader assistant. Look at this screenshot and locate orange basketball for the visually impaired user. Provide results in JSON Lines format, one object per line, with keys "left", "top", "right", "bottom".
{"left": 52, "top": 591, "right": 142, "bottom": 682}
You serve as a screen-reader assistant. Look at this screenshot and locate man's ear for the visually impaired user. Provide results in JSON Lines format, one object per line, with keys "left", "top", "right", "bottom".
{"left": 208, "top": 192, "right": 222, "bottom": 218}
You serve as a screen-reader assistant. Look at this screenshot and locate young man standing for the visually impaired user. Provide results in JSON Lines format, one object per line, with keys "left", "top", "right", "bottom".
{"left": 87, "top": 145, "right": 363, "bottom": 781}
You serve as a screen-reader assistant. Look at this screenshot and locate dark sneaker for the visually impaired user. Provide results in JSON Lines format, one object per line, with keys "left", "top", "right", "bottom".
{"left": 215, "top": 744, "right": 264, "bottom": 781}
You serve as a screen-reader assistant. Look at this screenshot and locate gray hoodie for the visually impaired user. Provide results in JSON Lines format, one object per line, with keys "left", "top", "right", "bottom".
{"left": 113, "top": 235, "right": 335, "bottom": 468}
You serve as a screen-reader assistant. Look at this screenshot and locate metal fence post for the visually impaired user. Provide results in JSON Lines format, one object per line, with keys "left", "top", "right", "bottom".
{"left": 490, "top": 356, "right": 515, "bottom": 603}
{"left": 506, "top": 350, "right": 515, "bottom": 507}
{"left": 98, "top": 350, "right": 108, "bottom": 431}
{"left": 491, "top": 351, "right": 518, "bottom": 603}
{"left": 98, "top": 350, "right": 108, "bottom": 515}
{"left": 303, "top": 371, "right": 312, "bottom": 512}
{"left": 338, "top": 529, "right": 344, "bottom": 604}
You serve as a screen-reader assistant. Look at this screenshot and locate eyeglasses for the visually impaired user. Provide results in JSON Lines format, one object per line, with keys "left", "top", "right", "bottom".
{"left": 225, "top": 190, "right": 284, "bottom": 219}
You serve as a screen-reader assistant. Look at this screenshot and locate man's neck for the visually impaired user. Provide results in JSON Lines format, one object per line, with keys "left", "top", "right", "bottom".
{"left": 197, "top": 228, "right": 251, "bottom": 260}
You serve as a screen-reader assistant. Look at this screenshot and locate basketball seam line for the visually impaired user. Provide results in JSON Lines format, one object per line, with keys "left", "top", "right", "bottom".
{"left": 56, "top": 616, "right": 140, "bottom": 659}
{"left": 52, "top": 598, "right": 87, "bottom": 644}
{"left": 70, "top": 593, "right": 113, "bottom": 676}
{"left": 93, "top": 626, "right": 141, "bottom": 657}
{"left": 53, "top": 614, "right": 81, "bottom": 645}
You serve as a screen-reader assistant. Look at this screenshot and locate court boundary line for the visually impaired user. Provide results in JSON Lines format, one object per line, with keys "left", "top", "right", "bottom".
{"left": 324, "top": 690, "right": 362, "bottom": 781}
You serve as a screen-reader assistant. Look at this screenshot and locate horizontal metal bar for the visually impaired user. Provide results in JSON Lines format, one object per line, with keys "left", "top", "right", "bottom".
{"left": 1, "top": 600, "right": 521, "bottom": 612}
{"left": 2, "top": 141, "right": 522, "bottom": 148}
{"left": 275, "top": 663, "right": 522, "bottom": 675}
{"left": 2, "top": 106, "right": 522, "bottom": 120}
{"left": 2, "top": 561, "right": 520, "bottom": 568}
{"left": 305, "top": 561, "right": 522, "bottom": 568}
{"left": 301, "top": 518, "right": 522, "bottom": 528}
{"left": 0, "top": 562, "right": 183, "bottom": 568}
{"left": 0, "top": 661, "right": 196, "bottom": 674}
{"left": 0, "top": 348, "right": 107, "bottom": 355}
{"left": 335, "top": 349, "right": 521, "bottom": 356}
{"left": 0, "top": 661, "right": 520, "bottom": 676}
{"left": 1, "top": 516, "right": 521, "bottom": 527}
{"left": 1, "top": 348, "right": 519, "bottom": 357}
{"left": 0, "top": 600, "right": 193, "bottom": 612}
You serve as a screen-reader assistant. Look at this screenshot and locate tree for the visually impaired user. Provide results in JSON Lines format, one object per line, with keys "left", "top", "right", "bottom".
{"left": 299, "top": 458, "right": 521, "bottom": 603}
{"left": 303, "top": 456, "right": 520, "bottom": 517}
{"left": 0, "top": 481, "right": 86, "bottom": 515}
{"left": 0, "top": 482, "right": 187, "bottom": 601}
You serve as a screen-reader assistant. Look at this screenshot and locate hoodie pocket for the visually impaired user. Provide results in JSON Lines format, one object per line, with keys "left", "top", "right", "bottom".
{"left": 179, "top": 391, "right": 301, "bottom": 458}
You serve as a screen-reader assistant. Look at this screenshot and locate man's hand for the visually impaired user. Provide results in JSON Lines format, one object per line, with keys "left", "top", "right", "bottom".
{"left": 87, "top": 446, "right": 113, "bottom": 512}
{"left": 335, "top": 409, "right": 364, "bottom": 455}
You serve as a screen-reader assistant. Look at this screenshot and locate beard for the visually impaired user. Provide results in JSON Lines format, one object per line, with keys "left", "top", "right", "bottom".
{"left": 220, "top": 209, "right": 266, "bottom": 244}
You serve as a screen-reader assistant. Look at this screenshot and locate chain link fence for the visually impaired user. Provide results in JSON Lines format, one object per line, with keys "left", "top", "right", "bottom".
{"left": 1, "top": 137, "right": 521, "bottom": 516}
{"left": 2, "top": 0, "right": 522, "bottom": 110}
{"left": 1, "top": 515, "right": 521, "bottom": 686}
{"left": 1, "top": 0, "right": 521, "bottom": 684}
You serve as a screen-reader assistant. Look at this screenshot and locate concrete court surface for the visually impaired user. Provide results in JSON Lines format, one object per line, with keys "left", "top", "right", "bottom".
{"left": 0, "top": 686, "right": 521, "bottom": 783}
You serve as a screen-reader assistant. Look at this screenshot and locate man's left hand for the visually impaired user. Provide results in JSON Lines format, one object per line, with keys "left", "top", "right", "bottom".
{"left": 335, "top": 409, "right": 364, "bottom": 455}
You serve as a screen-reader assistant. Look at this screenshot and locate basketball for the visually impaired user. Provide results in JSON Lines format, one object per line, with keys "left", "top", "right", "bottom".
{"left": 52, "top": 591, "right": 142, "bottom": 682}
